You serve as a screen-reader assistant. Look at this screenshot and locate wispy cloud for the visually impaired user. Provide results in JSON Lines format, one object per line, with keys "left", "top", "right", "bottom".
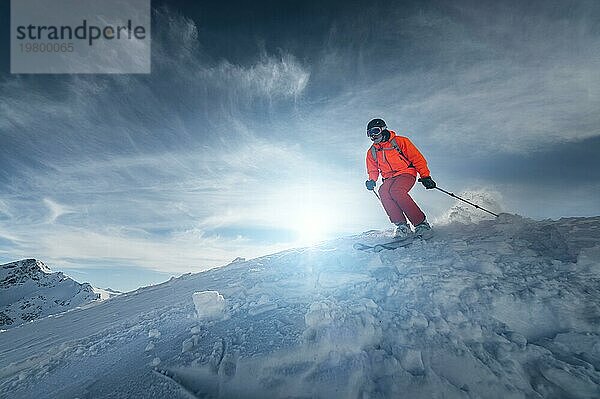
{"left": 0, "top": 7, "right": 316, "bottom": 280}
{"left": 0, "top": 199, "right": 12, "bottom": 218}
{"left": 207, "top": 54, "right": 310, "bottom": 100}
{"left": 43, "top": 198, "right": 76, "bottom": 224}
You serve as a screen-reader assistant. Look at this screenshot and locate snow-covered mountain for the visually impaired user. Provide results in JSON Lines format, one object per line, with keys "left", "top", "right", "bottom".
{"left": 1, "top": 214, "right": 599, "bottom": 398}
{"left": 0, "top": 259, "right": 114, "bottom": 329}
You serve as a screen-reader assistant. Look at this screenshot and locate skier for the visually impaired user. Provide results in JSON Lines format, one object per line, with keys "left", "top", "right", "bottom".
{"left": 364, "top": 118, "right": 436, "bottom": 239}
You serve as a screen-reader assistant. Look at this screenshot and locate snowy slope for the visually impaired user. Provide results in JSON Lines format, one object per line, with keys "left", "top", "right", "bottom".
{"left": 0, "top": 259, "right": 112, "bottom": 329}
{"left": 0, "top": 214, "right": 599, "bottom": 399}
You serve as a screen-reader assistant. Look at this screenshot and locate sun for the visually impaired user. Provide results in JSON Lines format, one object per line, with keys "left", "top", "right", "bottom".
{"left": 285, "top": 198, "right": 336, "bottom": 245}
{"left": 296, "top": 213, "right": 329, "bottom": 245}
{"left": 273, "top": 185, "right": 345, "bottom": 246}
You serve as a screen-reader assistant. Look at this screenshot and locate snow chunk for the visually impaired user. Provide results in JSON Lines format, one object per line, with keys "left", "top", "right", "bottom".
{"left": 182, "top": 337, "right": 195, "bottom": 353}
{"left": 248, "top": 295, "right": 277, "bottom": 316}
{"left": 576, "top": 245, "right": 600, "bottom": 274}
{"left": 303, "top": 300, "right": 380, "bottom": 349}
{"left": 399, "top": 349, "right": 425, "bottom": 376}
{"left": 193, "top": 291, "right": 226, "bottom": 320}
{"left": 190, "top": 326, "right": 202, "bottom": 334}
{"left": 148, "top": 329, "right": 161, "bottom": 339}
{"left": 304, "top": 301, "right": 337, "bottom": 329}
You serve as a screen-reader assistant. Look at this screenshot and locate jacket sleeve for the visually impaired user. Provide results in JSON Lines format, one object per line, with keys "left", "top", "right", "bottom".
{"left": 366, "top": 149, "right": 380, "bottom": 181}
{"left": 402, "top": 137, "right": 431, "bottom": 178}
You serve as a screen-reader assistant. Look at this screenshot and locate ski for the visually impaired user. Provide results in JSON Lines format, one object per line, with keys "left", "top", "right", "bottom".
{"left": 353, "top": 232, "right": 434, "bottom": 252}
{"left": 352, "top": 242, "right": 376, "bottom": 251}
{"left": 353, "top": 237, "right": 415, "bottom": 252}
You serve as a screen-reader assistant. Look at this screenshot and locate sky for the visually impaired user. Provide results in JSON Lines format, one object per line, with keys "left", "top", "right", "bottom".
{"left": 0, "top": 0, "right": 599, "bottom": 291}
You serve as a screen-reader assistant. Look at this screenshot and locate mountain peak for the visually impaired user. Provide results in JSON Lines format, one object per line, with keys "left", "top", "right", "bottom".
{"left": 0, "top": 259, "right": 53, "bottom": 288}
{"left": 0, "top": 259, "right": 107, "bottom": 329}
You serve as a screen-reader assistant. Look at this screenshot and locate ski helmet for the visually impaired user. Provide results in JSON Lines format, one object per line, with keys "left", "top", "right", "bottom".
{"left": 367, "top": 118, "right": 386, "bottom": 131}
{"left": 366, "top": 118, "right": 389, "bottom": 143}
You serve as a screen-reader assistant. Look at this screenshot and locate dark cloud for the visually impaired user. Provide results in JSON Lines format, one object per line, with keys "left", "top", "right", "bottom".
{"left": 442, "top": 135, "right": 600, "bottom": 184}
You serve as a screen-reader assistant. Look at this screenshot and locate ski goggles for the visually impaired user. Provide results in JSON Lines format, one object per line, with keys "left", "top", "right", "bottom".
{"left": 367, "top": 126, "right": 386, "bottom": 138}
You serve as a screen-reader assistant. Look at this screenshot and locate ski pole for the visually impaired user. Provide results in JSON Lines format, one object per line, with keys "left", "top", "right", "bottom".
{"left": 372, "top": 190, "right": 381, "bottom": 201}
{"left": 434, "top": 187, "right": 499, "bottom": 217}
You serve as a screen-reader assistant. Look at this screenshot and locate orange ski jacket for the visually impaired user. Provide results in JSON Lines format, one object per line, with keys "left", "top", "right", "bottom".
{"left": 366, "top": 131, "right": 431, "bottom": 181}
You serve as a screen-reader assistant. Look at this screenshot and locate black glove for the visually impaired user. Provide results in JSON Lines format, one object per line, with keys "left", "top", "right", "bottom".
{"left": 365, "top": 179, "right": 376, "bottom": 191}
{"left": 418, "top": 176, "right": 436, "bottom": 189}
